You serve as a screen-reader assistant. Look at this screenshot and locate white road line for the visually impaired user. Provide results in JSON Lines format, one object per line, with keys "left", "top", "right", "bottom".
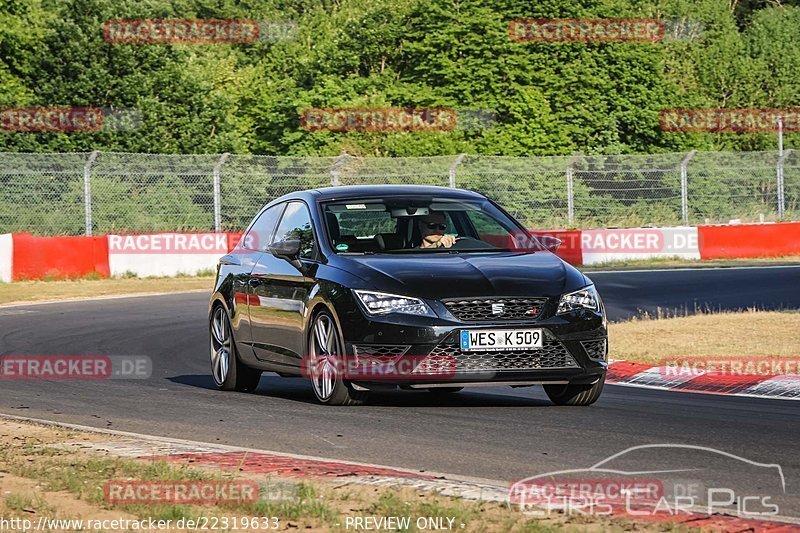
{"left": 309, "top": 433, "right": 347, "bottom": 449}
{"left": 0, "top": 289, "right": 209, "bottom": 309}
{"left": 0, "top": 411, "right": 508, "bottom": 488}
{"left": 0, "top": 309, "right": 39, "bottom": 316}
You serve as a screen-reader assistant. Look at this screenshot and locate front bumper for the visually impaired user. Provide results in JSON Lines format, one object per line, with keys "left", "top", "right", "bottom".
{"left": 337, "top": 299, "right": 607, "bottom": 388}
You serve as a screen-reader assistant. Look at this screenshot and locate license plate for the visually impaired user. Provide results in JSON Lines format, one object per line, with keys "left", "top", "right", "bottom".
{"left": 460, "top": 329, "right": 543, "bottom": 352}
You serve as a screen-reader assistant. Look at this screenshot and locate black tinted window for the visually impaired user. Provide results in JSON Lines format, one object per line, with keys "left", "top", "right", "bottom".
{"left": 335, "top": 211, "right": 396, "bottom": 238}
{"left": 321, "top": 198, "right": 530, "bottom": 252}
{"left": 243, "top": 204, "right": 283, "bottom": 251}
{"left": 273, "top": 202, "right": 316, "bottom": 259}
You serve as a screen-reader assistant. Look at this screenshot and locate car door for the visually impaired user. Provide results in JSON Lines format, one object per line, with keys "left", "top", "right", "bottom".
{"left": 232, "top": 203, "right": 285, "bottom": 359}
{"left": 248, "top": 201, "right": 318, "bottom": 368}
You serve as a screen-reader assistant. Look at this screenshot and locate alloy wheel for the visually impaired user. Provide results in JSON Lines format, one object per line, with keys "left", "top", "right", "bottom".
{"left": 309, "top": 313, "right": 339, "bottom": 401}
{"left": 210, "top": 307, "right": 231, "bottom": 386}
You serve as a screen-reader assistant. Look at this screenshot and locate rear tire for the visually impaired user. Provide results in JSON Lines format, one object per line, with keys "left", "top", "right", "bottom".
{"left": 307, "top": 311, "right": 368, "bottom": 406}
{"left": 544, "top": 377, "right": 604, "bottom": 406}
{"left": 210, "top": 305, "right": 262, "bottom": 393}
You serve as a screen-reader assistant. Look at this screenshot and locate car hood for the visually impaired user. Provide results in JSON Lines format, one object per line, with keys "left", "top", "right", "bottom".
{"left": 337, "top": 251, "right": 585, "bottom": 300}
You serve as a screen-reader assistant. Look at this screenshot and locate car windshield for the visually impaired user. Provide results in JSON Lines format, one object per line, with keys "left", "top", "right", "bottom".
{"left": 322, "top": 197, "right": 542, "bottom": 254}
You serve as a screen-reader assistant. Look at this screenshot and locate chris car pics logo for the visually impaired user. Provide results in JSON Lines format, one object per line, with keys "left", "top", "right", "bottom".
{"left": 509, "top": 444, "right": 785, "bottom": 518}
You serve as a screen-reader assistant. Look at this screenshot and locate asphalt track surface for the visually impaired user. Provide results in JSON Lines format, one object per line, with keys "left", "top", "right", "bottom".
{"left": 0, "top": 266, "right": 799, "bottom": 518}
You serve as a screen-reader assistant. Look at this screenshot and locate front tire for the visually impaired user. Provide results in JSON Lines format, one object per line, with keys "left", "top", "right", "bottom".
{"left": 210, "top": 306, "right": 262, "bottom": 392}
{"left": 544, "top": 377, "right": 604, "bottom": 406}
{"left": 307, "top": 311, "right": 368, "bottom": 406}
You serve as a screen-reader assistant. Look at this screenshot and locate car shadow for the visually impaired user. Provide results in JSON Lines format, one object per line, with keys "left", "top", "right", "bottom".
{"left": 168, "top": 374, "right": 217, "bottom": 389}
{"left": 168, "top": 374, "right": 553, "bottom": 407}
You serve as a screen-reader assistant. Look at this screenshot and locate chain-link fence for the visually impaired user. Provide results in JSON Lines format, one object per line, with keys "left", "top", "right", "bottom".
{"left": 0, "top": 150, "right": 796, "bottom": 235}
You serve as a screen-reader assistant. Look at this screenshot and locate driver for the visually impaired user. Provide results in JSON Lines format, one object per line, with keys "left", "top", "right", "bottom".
{"left": 418, "top": 212, "right": 458, "bottom": 248}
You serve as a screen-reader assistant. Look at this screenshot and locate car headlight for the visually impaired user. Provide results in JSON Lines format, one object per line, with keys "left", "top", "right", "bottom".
{"left": 557, "top": 285, "right": 600, "bottom": 315}
{"left": 353, "top": 290, "right": 436, "bottom": 318}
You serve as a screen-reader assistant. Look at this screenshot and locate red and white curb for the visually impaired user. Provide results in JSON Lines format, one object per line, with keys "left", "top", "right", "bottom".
{"left": 3, "top": 412, "right": 800, "bottom": 531}
{"left": 607, "top": 361, "right": 800, "bottom": 400}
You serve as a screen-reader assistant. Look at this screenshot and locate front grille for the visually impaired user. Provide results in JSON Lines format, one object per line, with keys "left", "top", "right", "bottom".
{"left": 581, "top": 339, "right": 607, "bottom": 361}
{"left": 352, "top": 344, "right": 410, "bottom": 359}
{"left": 429, "top": 331, "right": 579, "bottom": 373}
{"left": 444, "top": 297, "right": 548, "bottom": 322}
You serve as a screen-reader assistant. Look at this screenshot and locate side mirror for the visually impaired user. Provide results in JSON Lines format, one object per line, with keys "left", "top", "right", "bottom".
{"left": 268, "top": 239, "right": 302, "bottom": 269}
{"left": 538, "top": 235, "right": 562, "bottom": 252}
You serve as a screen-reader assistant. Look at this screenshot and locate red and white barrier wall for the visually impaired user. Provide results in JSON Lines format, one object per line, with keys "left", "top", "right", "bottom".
{"left": 0, "top": 223, "right": 799, "bottom": 281}
{"left": 1, "top": 232, "right": 241, "bottom": 281}
{"left": 535, "top": 222, "right": 800, "bottom": 266}
{"left": 698, "top": 222, "right": 800, "bottom": 260}
{"left": 12, "top": 233, "right": 110, "bottom": 280}
{"left": 0, "top": 234, "right": 12, "bottom": 283}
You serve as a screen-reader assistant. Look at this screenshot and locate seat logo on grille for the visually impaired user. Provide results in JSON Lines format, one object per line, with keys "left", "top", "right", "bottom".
{"left": 491, "top": 303, "right": 505, "bottom": 315}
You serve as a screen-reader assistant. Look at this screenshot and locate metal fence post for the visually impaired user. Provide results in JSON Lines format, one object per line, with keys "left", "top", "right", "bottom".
{"left": 330, "top": 153, "right": 352, "bottom": 186}
{"left": 777, "top": 149, "right": 790, "bottom": 218}
{"left": 777, "top": 115, "right": 785, "bottom": 218}
{"left": 449, "top": 153, "right": 467, "bottom": 188}
{"left": 680, "top": 150, "right": 697, "bottom": 225}
{"left": 566, "top": 153, "right": 581, "bottom": 226}
{"left": 83, "top": 151, "right": 99, "bottom": 236}
{"left": 213, "top": 153, "right": 230, "bottom": 233}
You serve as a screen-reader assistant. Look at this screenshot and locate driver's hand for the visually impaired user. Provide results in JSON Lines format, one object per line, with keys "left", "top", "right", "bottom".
{"left": 437, "top": 234, "right": 458, "bottom": 248}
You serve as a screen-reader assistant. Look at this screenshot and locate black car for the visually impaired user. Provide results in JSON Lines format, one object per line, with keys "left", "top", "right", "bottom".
{"left": 209, "top": 185, "right": 607, "bottom": 406}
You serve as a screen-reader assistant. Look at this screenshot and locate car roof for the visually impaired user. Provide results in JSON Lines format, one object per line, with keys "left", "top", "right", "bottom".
{"left": 272, "top": 185, "right": 486, "bottom": 205}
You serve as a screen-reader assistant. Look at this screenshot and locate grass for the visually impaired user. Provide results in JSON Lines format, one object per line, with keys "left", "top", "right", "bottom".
{"left": 0, "top": 443, "right": 336, "bottom": 525}
{"left": 4, "top": 494, "right": 55, "bottom": 515}
{"left": 609, "top": 309, "right": 800, "bottom": 364}
{"left": 0, "top": 275, "right": 214, "bottom": 305}
{"left": 367, "top": 492, "right": 481, "bottom": 531}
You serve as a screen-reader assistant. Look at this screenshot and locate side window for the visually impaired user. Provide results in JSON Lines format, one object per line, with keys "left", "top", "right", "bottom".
{"left": 243, "top": 204, "right": 284, "bottom": 251}
{"left": 273, "top": 202, "right": 316, "bottom": 259}
{"left": 442, "top": 212, "right": 457, "bottom": 234}
{"left": 335, "top": 211, "right": 397, "bottom": 238}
